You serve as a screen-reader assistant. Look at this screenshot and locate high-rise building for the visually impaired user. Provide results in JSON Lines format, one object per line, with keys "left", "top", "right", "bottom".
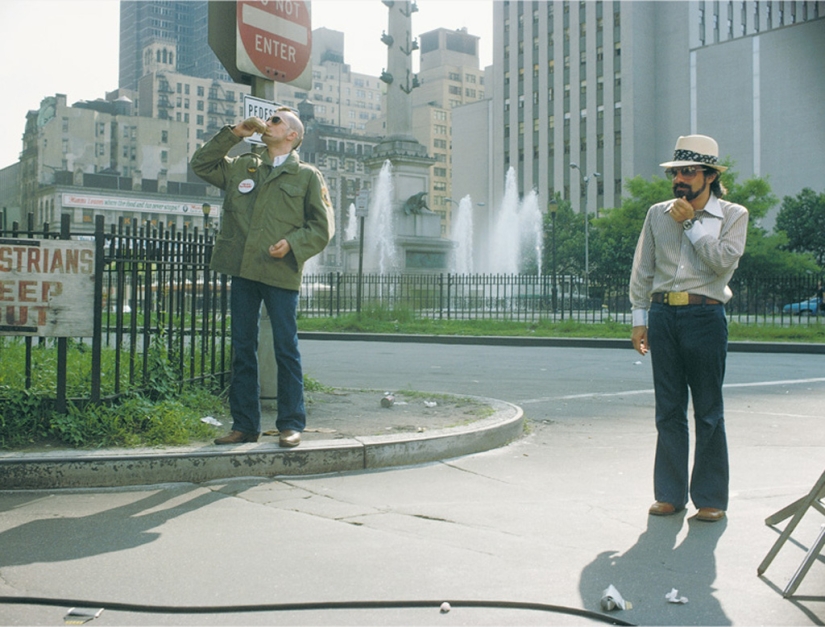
{"left": 18, "top": 94, "right": 218, "bottom": 232}
{"left": 482, "top": 0, "right": 824, "bottom": 234}
{"left": 412, "top": 28, "right": 486, "bottom": 235}
{"left": 119, "top": 1, "right": 231, "bottom": 91}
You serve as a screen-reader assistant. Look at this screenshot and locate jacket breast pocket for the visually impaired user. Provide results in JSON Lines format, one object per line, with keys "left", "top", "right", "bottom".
{"left": 276, "top": 182, "right": 307, "bottom": 228}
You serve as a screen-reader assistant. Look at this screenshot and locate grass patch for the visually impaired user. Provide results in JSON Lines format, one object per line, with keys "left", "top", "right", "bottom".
{"left": 299, "top": 313, "right": 825, "bottom": 343}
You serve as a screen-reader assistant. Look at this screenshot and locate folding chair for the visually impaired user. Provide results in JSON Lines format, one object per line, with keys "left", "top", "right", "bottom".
{"left": 757, "top": 470, "right": 825, "bottom": 597}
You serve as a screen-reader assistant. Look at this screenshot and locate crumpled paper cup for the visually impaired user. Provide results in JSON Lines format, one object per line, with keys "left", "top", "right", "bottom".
{"left": 601, "top": 584, "right": 632, "bottom": 611}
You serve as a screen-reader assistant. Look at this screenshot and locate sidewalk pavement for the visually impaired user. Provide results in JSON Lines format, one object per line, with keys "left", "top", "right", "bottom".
{"left": 0, "top": 339, "right": 823, "bottom": 625}
{"left": 0, "top": 389, "right": 523, "bottom": 490}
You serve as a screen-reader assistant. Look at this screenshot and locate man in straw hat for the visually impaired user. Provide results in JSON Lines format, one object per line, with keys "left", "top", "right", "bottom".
{"left": 629, "top": 135, "right": 749, "bottom": 522}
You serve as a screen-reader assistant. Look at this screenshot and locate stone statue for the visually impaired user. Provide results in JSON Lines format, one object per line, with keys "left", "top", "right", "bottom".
{"left": 402, "top": 191, "right": 433, "bottom": 215}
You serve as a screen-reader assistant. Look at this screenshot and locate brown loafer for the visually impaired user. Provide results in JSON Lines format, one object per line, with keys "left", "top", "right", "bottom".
{"left": 649, "top": 501, "right": 678, "bottom": 516}
{"left": 214, "top": 430, "right": 259, "bottom": 445}
{"left": 695, "top": 507, "right": 725, "bottom": 522}
{"left": 279, "top": 430, "right": 301, "bottom": 448}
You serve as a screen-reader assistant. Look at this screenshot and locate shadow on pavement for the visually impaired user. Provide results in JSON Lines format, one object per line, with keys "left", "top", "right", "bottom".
{"left": 579, "top": 513, "right": 729, "bottom": 625}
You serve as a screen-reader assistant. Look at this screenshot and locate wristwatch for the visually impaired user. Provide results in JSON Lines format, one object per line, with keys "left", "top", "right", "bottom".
{"left": 682, "top": 219, "right": 694, "bottom": 231}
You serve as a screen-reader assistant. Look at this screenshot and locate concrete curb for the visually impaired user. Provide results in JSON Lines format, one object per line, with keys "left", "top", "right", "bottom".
{"left": 298, "top": 331, "right": 825, "bottom": 354}
{"left": 0, "top": 398, "right": 523, "bottom": 490}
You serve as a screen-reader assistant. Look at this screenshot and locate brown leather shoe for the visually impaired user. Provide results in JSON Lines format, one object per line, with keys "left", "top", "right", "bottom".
{"left": 695, "top": 507, "right": 725, "bottom": 522}
{"left": 649, "top": 501, "right": 678, "bottom": 516}
{"left": 214, "top": 430, "right": 259, "bottom": 445}
{"left": 279, "top": 430, "right": 301, "bottom": 448}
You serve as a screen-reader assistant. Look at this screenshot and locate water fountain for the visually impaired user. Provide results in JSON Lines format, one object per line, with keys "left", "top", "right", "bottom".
{"left": 344, "top": 203, "right": 358, "bottom": 241}
{"left": 450, "top": 195, "right": 474, "bottom": 275}
{"left": 450, "top": 167, "right": 544, "bottom": 275}
{"left": 363, "top": 161, "right": 399, "bottom": 274}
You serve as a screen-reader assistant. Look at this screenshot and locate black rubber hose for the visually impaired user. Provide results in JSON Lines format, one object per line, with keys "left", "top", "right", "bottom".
{"left": 0, "top": 596, "right": 635, "bottom": 625}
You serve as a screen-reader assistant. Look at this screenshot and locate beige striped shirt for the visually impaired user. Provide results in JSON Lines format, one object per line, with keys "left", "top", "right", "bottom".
{"left": 629, "top": 194, "right": 749, "bottom": 327}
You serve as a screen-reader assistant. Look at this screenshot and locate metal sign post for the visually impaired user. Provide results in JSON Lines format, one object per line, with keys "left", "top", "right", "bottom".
{"left": 354, "top": 190, "right": 370, "bottom": 315}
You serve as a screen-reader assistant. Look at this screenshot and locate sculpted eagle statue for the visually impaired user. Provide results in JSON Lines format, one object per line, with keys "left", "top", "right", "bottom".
{"left": 402, "top": 191, "right": 433, "bottom": 216}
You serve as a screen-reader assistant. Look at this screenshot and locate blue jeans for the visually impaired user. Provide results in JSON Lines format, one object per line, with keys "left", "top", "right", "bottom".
{"left": 647, "top": 302, "right": 729, "bottom": 511}
{"left": 228, "top": 276, "right": 305, "bottom": 435}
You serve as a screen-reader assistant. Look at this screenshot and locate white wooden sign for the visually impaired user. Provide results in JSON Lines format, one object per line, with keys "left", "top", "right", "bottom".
{"left": 0, "top": 238, "right": 96, "bottom": 337}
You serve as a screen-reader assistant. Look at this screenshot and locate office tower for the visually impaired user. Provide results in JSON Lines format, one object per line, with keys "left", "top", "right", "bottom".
{"left": 119, "top": 1, "right": 231, "bottom": 91}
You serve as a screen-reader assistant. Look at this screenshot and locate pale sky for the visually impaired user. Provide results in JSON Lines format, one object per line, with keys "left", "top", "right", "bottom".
{"left": 0, "top": 0, "right": 493, "bottom": 169}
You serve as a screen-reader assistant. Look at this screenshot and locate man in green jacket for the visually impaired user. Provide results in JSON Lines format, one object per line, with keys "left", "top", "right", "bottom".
{"left": 191, "top": 107, "right": 335, "bottom": 448}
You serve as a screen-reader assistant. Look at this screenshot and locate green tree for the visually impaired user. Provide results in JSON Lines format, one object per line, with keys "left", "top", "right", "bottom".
{"left": 587, "top": 166, "right": 817, "bottom": 280}
{"left": 775, "top": 188, "right": 825, "bottom": 266}
{"left": 589, "top": 175, "right": 672, "bottom": 279}
{"left": 542, "top": 195, "right": 586, "bottom": 276}
{"left": 723, "top": 171, "right": 818, "bottom": 277}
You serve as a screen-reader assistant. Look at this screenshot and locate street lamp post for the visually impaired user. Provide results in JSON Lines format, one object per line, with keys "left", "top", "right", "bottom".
{"left": 548, "top": 201, "right": 558, "bottom": 313}
{"left": 569, "top": 163, "right": 600, "bottom": 301}
{"left": 201, "top": 202, "right": 212, "bottom": 234}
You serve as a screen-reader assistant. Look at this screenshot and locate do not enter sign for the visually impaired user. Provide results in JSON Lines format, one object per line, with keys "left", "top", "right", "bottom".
{"left": 236, "top": 0, "right": 312, "bottom": 84}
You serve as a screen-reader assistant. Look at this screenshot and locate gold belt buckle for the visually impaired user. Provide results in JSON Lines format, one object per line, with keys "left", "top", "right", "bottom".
{"left": 667, "top": 291, "right": 690, "bottom": 306}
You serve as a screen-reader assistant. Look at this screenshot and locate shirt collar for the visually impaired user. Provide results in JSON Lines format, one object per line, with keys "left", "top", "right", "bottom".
{"left": 271, "top": 152, "right": 290, "bottom": 167}
{"left": 700, "top": 193, "right": 723, "bottom": 218}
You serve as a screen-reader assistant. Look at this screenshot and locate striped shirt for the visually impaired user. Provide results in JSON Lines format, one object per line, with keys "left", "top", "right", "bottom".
{"left": 629, "top": 194, "right": 749, "bottom": 327}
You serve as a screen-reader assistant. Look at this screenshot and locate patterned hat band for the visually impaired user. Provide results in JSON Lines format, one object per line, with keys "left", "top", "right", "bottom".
{"left": 672, "top": 149, "right": 718, "bottom": 165}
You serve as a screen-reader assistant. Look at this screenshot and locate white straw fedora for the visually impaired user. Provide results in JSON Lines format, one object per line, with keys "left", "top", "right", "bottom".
{"left": 660, "top": 135, "right": 727, "bottom": 172}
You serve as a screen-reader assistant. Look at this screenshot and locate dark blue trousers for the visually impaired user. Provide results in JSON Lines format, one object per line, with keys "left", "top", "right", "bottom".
{"left": 228, "top": 276, "right": 305, "bottom": 435}
{"left": 647, "top": 302, "right": 729, "bottom": 511}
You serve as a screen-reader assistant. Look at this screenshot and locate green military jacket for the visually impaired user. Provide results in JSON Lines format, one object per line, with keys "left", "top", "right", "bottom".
{"left": 191, "top": 126, "right": 335, "bottom": 291}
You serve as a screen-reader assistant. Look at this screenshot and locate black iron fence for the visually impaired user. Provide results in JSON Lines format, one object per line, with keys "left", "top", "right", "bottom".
{"left": 1, "top": 215, "right": 230, "bottom": 412}
{"left": 2, "top": 214, "right": 822, "bottom": 412}
{"left": 299, "top": 271, "right": 825, "bottom": 325}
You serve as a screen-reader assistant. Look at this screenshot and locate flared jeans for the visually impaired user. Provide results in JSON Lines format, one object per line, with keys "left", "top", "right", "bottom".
{"left": 647, "top": 302, "right": 729, "bottom": 511}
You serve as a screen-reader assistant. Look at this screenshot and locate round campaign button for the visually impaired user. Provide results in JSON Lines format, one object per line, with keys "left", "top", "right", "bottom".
{"left": 238, "top": 179, "right": 255, "bottom": 194}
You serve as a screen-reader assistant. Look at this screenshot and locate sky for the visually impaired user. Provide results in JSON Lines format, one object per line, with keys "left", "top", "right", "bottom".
{"left": 0, "top": 0, "right": 493, "bottom": 169}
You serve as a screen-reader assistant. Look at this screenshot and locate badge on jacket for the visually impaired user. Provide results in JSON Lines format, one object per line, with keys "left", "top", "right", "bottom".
{"left": 321, "top": 184, "right": 332, "bottom": 209}
{"left": 238, "top": 179, "right": 255, "bottom": 194}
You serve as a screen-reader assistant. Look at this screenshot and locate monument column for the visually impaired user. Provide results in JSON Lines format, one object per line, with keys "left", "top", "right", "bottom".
{"left": 350, "top": 0, "right": 454, "bottom": 275}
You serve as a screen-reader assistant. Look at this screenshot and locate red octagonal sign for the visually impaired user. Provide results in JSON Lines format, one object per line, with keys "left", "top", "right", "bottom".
{"left": 236, "top": 0, "right": 312, "bottom": 83}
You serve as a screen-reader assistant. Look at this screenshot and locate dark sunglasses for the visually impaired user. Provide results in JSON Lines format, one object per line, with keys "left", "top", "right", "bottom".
{"left": 665, "top": 166, "right": 707, "bottom": 180}
{"left": 268, "top": 115, "right": 285, "bottom": 125}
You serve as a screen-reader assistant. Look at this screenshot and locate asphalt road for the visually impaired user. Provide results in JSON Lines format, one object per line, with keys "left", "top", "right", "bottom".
{"left": 1, "top": 340, "right": 823, "bottom": 626}
{"left": 300, "top": 337, "right": 824, "bottom": 426}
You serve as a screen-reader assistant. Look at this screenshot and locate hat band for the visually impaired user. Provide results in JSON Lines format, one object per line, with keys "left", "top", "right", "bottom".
{"left": 673, "top": 149, "right": 718, "bottom": 165}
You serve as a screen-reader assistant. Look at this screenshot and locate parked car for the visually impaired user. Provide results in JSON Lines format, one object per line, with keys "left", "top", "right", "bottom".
{"left": 782, "top": 297, "right": 822, "bottom": 316}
